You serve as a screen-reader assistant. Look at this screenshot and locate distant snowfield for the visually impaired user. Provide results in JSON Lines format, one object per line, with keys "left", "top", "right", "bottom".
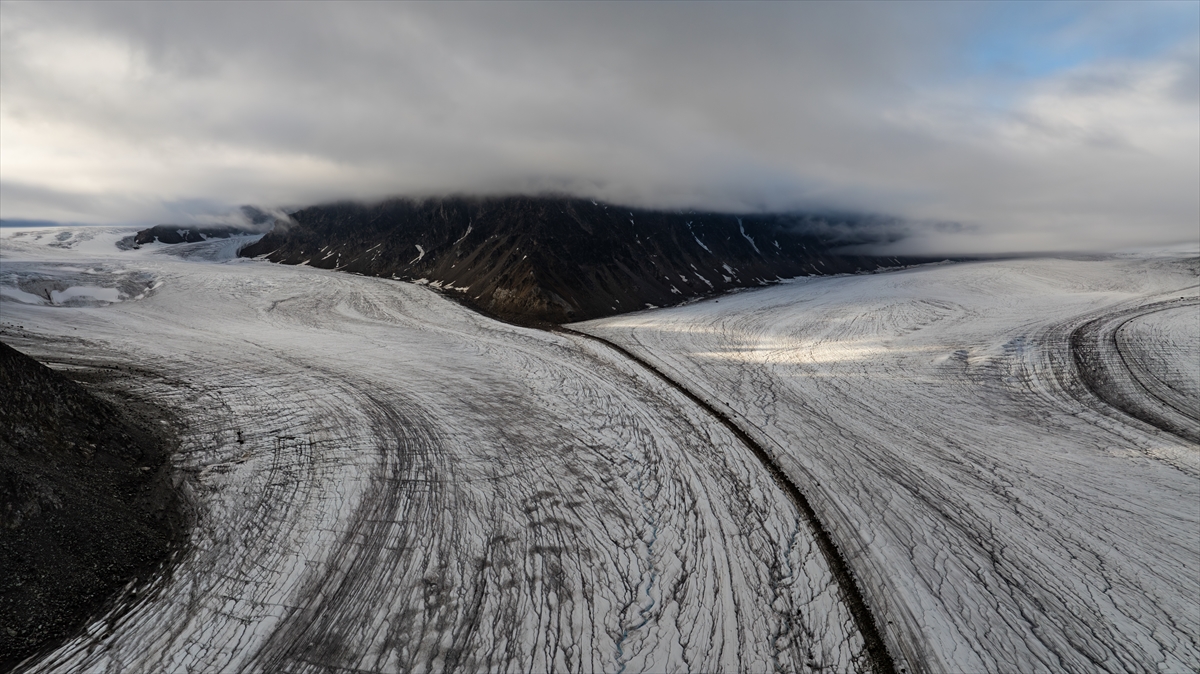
{"left": 2, "top": 227, "right": 1196, "bottom": 673}
{"left": 578, "top": 254, "right": 1200, "bottom": 673}
{"left": 2, "top": 227, "right": 865, "bottom": 673}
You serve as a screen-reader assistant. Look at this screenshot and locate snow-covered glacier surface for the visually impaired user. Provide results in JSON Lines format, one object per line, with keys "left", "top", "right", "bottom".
{"left": 2, "top": 228, "right": 869, "bottom": 673}
{"left": 577, "top": 255, "right": 1200, "bottom": 674}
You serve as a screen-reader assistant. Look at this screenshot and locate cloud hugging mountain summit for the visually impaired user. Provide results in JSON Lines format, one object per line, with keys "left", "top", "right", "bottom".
{"left": 235, "top": 196, "right": 920, "bottom": 324}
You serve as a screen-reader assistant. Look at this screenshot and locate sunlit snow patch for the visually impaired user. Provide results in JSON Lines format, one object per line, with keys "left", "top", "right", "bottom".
{"left": 49, "top": 286, "right": 122, "bottom": 305}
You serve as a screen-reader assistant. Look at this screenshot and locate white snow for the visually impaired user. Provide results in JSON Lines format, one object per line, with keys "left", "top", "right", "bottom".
{"left": 577, "top": 255, "right": 1200, "bottom": 674}
{"left": 3, "top": 227, "right": 868, "bottom": 673}
{"left": 685, "top": 221, "right": 712, "bottom": 253}
{"left": 1118, "top": 303, "right": 1199, "bottom": 404}
{"left": 409, "top": 244, "right": 425, "bottom": 263}
{"left": 736, "top": 218, "right": 761, "bottom": 255}
{"left": 10, "top": 224, "right": 1193, "bottom": 673}
{"left": 0, "top": 285, "right": 46, "bottom": 304}
{"left": 50, "top": 285, "right": 122, "bottom": 304}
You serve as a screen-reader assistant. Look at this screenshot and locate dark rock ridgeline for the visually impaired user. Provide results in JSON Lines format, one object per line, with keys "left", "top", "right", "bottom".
{"left": 0, "top": 343, "right": 186, "bottom": 670}
{"left": 133, "top": 224, "right": 249, "bottom": 245}
{"left": 132, "top": 206, "right": 277, "bottom": 246}
{"left": 239, "top": 196, "right": 921, "bottom": 324}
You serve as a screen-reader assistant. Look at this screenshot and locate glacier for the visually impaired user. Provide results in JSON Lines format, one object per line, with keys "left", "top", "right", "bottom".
{"left": 577, "top": 253, "right": 1200, "bottom": 674}
{"left": 2, "top": 228, "right": 866, "bottom": 673}
{"left": 2, "top": 225, "right": 1196, "bottom": 673}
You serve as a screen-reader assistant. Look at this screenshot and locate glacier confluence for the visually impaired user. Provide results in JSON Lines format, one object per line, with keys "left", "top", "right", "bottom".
{"left": 2, "top": 227, "right": 1196, "bottom": 673}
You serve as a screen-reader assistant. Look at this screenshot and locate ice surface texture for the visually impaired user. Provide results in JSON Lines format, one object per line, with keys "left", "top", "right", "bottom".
{"left": 2, "top": 228, "right": 868, "bottom": 673}
{"left": 578, "top": 257, "right": 1200, "bottom": 674}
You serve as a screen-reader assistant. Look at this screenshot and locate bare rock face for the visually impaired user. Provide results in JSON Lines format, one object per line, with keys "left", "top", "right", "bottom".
{"left": 133, "top": 224, "right": 249, "bottom": 245}
{"left": 0, "top": 343, "right": 184, "bottom": 669}
{"left": 133, "top": 206, "right": 277, "bottom": 246}
{"left": 239, "top": 196, "right": 920, "bottom": 324}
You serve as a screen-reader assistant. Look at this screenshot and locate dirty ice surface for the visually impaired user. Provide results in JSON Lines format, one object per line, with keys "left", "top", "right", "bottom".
{"left": 577, "top": 254, "right": 1200, "bottom": 674}
{"left": 1, "top": 227, "right": 866, "bottom": 673}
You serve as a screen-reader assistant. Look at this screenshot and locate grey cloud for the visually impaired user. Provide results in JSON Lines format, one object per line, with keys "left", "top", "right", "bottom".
{"left": 0, "top": 1, "right": 1195, "bottom": 253}
{"left": 1168, "top": 40, "right": 1200, "bottom": 104}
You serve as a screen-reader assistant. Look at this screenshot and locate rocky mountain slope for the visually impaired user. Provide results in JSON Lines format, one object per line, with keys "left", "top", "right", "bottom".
{"left": 132, "top": 224, "right": 249, "bottom": 245}
{"left": 0, "top": 343, "right": 185, "bottom": 669}
{"left": 132, "top": 207, "right": 277, "bottom": 246}
{"left": 238, "top": 196, "right": 922, "bottom": 323}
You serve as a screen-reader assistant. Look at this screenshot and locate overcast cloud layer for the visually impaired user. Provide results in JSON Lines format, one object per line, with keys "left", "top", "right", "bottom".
{"left": 1, "top": 1, "right": 1197, "bottom": 253}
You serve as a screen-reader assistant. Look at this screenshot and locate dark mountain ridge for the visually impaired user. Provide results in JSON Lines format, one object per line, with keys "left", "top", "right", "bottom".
{"left": 0, "top": 342, "right": 185, "bottom": 669}
{"left": 133, "top": 224, "right": 250, "bottom": 245}
{"left": 237, "top": 195, "right": 925, "bottom": 324}
{"left": 133, "top": 206, "right": 278, "bottom": 246}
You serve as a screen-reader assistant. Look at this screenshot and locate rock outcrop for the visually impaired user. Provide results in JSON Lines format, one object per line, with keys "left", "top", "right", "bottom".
{"left": 0, "top": 343, "right": 185, "bottom": 669}
{"left": 133, "top": 225, "right": 247, "bottom": 245}
{"left": 239, "top": 196, "right": 920, "bottom": 324}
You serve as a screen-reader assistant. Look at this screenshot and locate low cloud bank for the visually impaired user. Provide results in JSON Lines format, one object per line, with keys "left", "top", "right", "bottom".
{"left": 1, "top": 2, "right": 1196, "bottom": 253}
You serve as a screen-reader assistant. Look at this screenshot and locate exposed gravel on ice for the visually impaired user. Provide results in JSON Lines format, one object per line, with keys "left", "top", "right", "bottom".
{"left": 2, "top": 227, "right": 870, "bottom": 673}
{"left": 577, "top": 256, "right": 1200, "bottom": 674}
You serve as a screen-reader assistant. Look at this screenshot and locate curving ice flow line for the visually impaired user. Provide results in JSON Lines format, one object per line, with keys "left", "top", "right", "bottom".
{"left": 1068, "top": 297, "right": 1200, "bottom": 444}
{"left": 2, "top": 226, "right": 874, "bottom": 673}
{"left": 557, "top": 326, "right": 898, "bottom": 674}
{"left": 573, "top": 255, "right": 1200, "bottom": 674}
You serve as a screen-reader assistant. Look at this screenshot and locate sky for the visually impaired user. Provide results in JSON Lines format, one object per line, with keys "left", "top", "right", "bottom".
{"left": 1, "top": 1, "right": 1197, "bottom": 253}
